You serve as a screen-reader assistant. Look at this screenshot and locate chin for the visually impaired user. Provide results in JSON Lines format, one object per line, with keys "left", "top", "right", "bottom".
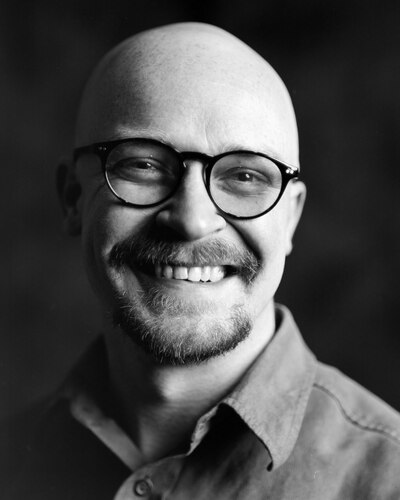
{"left": 112, "top": 291, "right": 253, "bottom": 366}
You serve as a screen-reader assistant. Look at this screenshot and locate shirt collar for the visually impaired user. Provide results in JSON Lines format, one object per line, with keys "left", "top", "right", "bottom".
{"left": 61, "top": 305, "right": 317, "bottom": 472}
{"left": 222, "top": 305, "right": 317, "bottom": 470}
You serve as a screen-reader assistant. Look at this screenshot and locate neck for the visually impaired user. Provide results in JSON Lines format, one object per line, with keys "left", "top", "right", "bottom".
{"left": 104, "top": 301, "right": 275, "bottom": 462}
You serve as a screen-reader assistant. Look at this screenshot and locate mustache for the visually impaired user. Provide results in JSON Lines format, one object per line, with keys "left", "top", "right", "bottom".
{"left": 108, "top": 231, "right": 261, "bottom": 283}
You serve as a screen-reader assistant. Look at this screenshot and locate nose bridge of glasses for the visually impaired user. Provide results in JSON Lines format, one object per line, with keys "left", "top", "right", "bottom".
{"left": 180, "top": 151, "right": 212, "bottom": 169}
{"left": 172, "top": 152, "right": 212, "bottom": 207}
{"left": 176, "top": 151, "right": 213, "bottom": 192}
{"left": 155, "top": 151, "right": 226, "bottom": 239}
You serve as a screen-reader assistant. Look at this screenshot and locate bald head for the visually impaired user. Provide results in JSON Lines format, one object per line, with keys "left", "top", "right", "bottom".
{"left": 76, "top": 23, "right": 299, "bottom": 165}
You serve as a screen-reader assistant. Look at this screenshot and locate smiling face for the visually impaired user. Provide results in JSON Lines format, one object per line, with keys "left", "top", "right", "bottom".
{"left": 64, "top": 23, "right": 305, "bottom": 365}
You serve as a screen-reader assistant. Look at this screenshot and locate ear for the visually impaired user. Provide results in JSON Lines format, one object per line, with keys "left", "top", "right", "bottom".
{"left": 284, "top": 181, "right": 306, "bottom": 255}
{"left": 56, "top": 157, "right": 82, "bottom": 236}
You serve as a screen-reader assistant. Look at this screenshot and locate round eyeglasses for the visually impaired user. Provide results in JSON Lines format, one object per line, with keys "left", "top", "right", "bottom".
{"left": 73, "top": 137, "right": 300, "bottom": 220}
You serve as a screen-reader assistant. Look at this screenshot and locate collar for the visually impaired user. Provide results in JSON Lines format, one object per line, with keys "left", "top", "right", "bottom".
{"left": 223, "top": 304, "right": 317, "bottom": 470}
{"left": 60, "top": 305, "right": 317, "bottom": 472}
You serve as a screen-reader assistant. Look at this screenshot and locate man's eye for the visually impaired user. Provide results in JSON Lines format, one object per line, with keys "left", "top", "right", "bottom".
{"left": 232, "top": 171, "right": 260, "bottom": 182}
{"left": 130, "top": 160, "right": 154, "bottom": 169}
{"left": 108, "top": 157, "right": 174, "bottom": 182}
{"left": 115, "top": 158, "right": 160, "bottom": 172}
{"left": 223, "top": 167, "right": 271, "bottom": 185}
{"left": 212, "top": 166, "right": 278, "bottom": 197}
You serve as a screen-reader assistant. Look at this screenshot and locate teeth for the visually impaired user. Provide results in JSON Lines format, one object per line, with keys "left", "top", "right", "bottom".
{"left": 210, "top": 266, "right": 225, "bottom": 282}
{"left": 155, "top": 264, "right": 226, "bottom": 282}
{"left": 163, "top": 265, "right": 173, "bottom": 279}
{"left": 173, "top": 266, "right": 188, "bottom": 280}
{"left": 188, "top": 267, "right": 201, "bottom": 282}
{"left": 200, "top": 266, "right": 211, "bottom": 282}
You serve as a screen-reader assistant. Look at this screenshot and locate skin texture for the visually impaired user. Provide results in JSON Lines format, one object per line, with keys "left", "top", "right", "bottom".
{"left": 59, "top": 22, "right": 306, "bottom": 460}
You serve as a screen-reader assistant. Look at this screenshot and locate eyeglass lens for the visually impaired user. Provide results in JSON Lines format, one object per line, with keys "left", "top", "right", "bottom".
{"left": 106, "top": 141, "right": 181, "bottom": 205}
{"left": 105, "top": 140, "right": 283, "bottom": 217}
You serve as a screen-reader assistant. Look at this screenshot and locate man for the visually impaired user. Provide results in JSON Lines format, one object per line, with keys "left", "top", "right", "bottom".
{"left": 3, "top": 22, "right": 400, "bottom": 499}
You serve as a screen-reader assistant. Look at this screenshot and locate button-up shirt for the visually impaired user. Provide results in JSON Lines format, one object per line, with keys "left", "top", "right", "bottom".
{"left": 3, "top": 306, "right": 400, "bottom": 499}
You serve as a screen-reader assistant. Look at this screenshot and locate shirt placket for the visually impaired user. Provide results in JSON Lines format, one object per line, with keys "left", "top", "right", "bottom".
{"left": 113, "top": 409, "right": 217, "bottom": 499}
{"left": 114, "top": 455, "right": 185, "bottom": 500}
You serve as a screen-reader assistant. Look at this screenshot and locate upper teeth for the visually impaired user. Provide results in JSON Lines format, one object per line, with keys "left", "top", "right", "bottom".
{"left": 154, "top": 264, "right": 225, "bottom": 282}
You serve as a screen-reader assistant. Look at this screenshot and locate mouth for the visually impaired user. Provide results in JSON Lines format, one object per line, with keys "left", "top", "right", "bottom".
{"left": 132, "top": 262, "right": 236, "bottom": 283}
{"left": 109, "top": 236, "right": 261, "bottom": 287}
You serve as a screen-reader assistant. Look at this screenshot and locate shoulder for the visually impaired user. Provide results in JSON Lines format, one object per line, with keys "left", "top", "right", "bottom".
{"left": 313, "top": 362, "right": 400, "bottom": 447}
{"left": 1, "top": 396, "right": 130, "bottom": 500}
{"left": 302, "top": 362, "right": 400, "bottom": 497}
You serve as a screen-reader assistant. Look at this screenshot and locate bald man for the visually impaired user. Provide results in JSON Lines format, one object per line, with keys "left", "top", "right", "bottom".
{"left": 2, "top": 23, "right": 400, "bottom": 499}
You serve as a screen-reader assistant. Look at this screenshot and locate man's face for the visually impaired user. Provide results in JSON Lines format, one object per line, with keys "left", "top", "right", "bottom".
{"left": 69, "top": 41, "right": 304, "bottom": 365}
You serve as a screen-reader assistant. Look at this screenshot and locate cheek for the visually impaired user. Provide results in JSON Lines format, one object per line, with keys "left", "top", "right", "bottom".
{"left": 79, "top": 198, "right": 117, "bottom": 302}
{"left": 232, "top": 210, "right": 290, "bottom": 305}
{"left": 254, "top": 224, "right": 288, "bottom": 290}
{"left": 80, "top": 192, "right": 160, "bottom": 285}
{"left": 234, "top": 210, "right": 289, "bottom": 265}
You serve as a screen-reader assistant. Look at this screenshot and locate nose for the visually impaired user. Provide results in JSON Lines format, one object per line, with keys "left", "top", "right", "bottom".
{"left": 155, "top": 161, "right": 226, "bottom": 241}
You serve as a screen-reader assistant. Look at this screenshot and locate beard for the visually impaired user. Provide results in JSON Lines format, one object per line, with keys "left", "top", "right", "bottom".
{"left": 109, "top": 228, "right": 260, "bottom": 366}
{"left": 112, "top": 289, "right": 252, "bottom": 365}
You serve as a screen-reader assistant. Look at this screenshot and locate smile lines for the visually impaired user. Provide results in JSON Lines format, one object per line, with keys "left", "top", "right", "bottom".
{"left": 154, "top": 263, "right": 226, "bottom": 282}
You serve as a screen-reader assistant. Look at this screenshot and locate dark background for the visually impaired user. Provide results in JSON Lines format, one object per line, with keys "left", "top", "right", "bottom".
{"left": 1, "top": 0, "right": 400, "bottom": 417}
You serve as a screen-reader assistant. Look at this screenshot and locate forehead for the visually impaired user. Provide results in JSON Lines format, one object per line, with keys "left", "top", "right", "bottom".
{"left": 76, "top": 28, "right": 299, "bottom": 165}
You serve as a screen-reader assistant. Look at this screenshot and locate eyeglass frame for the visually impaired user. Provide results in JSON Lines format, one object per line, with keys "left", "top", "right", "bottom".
{"left": 73, "top": 137, "right": 300, "bottom": 220}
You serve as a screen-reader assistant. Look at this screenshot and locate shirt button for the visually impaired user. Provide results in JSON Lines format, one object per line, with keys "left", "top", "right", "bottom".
{"left": 133, "top": 478, "right": 153, "bottom": 497}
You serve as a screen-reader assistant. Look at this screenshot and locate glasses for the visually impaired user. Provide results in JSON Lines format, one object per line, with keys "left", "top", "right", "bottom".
{"left": 73, "top": 137, "right": 299, "bottom": 220}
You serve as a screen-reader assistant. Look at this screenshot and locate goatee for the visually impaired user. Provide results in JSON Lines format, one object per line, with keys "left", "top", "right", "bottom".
{"left": 109, "top": 228, "right": 260, "bottom": 365}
